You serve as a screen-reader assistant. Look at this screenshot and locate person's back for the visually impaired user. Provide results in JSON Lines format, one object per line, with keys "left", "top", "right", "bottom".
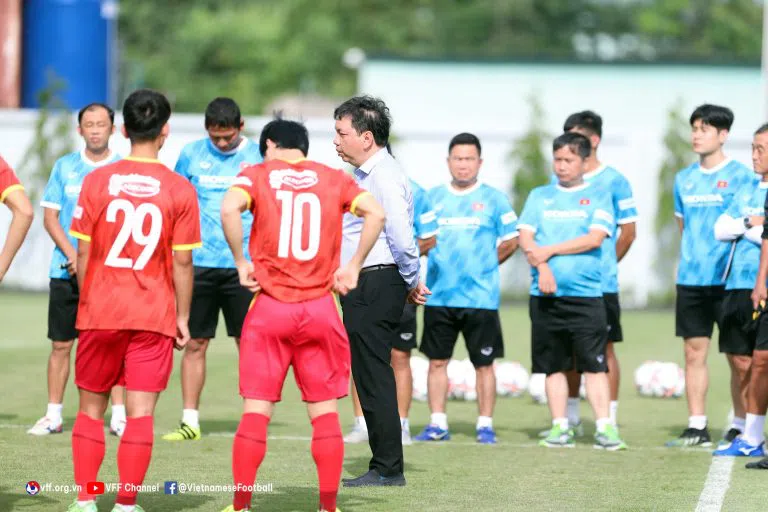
{"left": 72, "top": 158, "right": 200, "bottom": 336}
{"left": 219, "top": 117, "right": 385, "bottom": 512}
{"left": 0, "top": 155, "right": 33, "bottom": 283}
{"left": 67, "top": 89, "right": 200, "bottom": 512}
{"left": 235, "top": 158, "right": 366, "bottom": 302}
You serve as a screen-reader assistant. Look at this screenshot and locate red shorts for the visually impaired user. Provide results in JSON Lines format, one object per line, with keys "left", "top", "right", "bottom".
{"left": 75, "top": 330, "right": 174, "bottom": 393}
{"left": 239, "top": 293, "right": 350, "bottom": 402}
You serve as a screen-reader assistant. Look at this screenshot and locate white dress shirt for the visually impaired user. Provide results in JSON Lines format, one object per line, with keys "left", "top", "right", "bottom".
{"left": 341, "top": 148, "right": 420, "bottom": 289}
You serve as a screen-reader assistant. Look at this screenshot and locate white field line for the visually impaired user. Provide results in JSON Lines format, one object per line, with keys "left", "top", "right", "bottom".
{"left": 694, "top": 456, "right": 734, "bottom": 512}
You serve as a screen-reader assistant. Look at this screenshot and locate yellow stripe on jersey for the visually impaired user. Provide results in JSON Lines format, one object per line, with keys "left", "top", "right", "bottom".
{"left": 172, "top": 242, "right": 203, "bottom": 251}
{"left": 0, "top": 184, "right": 24, "bottom": 203}
{"left": 69, "top": 230, "right": 92, "bottom": 242}
{"left": 349, "top": 191, "right": 371, "bottom": 217}
{"left": 124, "top": 156, "right": 161, "bottom": 164}
{"left": 232, "top": 187, "right": 252, "bottom": 210}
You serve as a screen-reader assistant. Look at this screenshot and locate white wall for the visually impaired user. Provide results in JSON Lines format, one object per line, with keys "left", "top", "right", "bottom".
{"left": 359, "top": 60, "right": 763, "bottom": 305}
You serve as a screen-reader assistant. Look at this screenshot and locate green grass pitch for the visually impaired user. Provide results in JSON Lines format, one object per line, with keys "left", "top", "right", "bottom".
{"left": 0, "top": 291, "right": 764, "bottom": 511}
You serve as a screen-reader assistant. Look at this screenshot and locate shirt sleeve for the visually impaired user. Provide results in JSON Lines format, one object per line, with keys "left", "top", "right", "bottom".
{"left": 590, "top": 197, "right": 615, "bottom": 236}
{"left": 413, "top": 186, "right": 438, "bottom": 239}
{"left": 69, "top": 174, "right": 96, "bottom": 242}
{"left": 494, "top": 192, "right": 518, "bottom": 241}
{"left": 674, "top": 176, "right": 683, "bottom": 219}
{"left": 339, "top": 172, "right": 369, "bottom": 215}
{"left": 172, "top": 182, "right": 203, "bottom": 250}
{"left": 174, "top": 146, "right": 191, "bottom": 180}
{"left": 40, "top": 160, "right": 64, "bottom": 210}
{"left": 613, "top": 174, "right": 638, "bottom": 225}
{"left": 231, "top": 170, "right": 257, "bottom": 214}
{"left": 517, "top": 189, "right": 540, "bottom": 233}
{"left": 379, "top": 176, "right": 420, "bottom": 289}
{"left": 0, "top": 156, "right": 24, "bottom": 203}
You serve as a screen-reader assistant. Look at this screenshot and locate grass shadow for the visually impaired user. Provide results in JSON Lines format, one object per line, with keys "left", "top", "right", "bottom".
{"left": 254, "top": 484, "right": 387, "bottom": 512}
{"left": 0, "top": 489, "right": 58, "bottom": 510}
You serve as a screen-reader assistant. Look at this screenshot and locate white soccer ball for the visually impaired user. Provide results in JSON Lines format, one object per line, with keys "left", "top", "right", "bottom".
{"left": 654, "top": 362, "right": 685, "bottom": 398}
{"left": 410, "top": 356, "right": 429, "bottom": 402}
{"left": 528, "top": 373, "right": 547, "bottom": 404}
{"left": 494, "top": 361, "right": 530, "bottom": 397}
{"left": 460, "top": 359, "right": 477, "bottom": 401}
{"left": 447, "top": 359, "right": 465, "bottom": 400}
{"left": 634, "top": 360, "right": 659, "bottom": 397}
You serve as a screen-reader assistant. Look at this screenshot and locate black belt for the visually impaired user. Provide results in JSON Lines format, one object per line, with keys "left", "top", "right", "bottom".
{"left": 360, "top": 264, "right": 398, "bottom": 275}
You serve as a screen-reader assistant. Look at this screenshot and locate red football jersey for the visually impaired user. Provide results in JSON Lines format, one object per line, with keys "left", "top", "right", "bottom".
{"left": 70, "top": 157, "right": 202, "bottom": 338}
{"left": 232, "top": 159, "right": 367, "bottom": 303}
{"left": 0, "top": 156, "right": 23, "bottom": 203}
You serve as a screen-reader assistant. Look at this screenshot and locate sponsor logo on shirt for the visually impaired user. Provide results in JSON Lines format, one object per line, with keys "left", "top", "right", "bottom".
{"left": 73, "top": 205, "right": 83, "bottom": 219}
{"left": 618, "top": 198, "right": 636, "bottom": 210}
{"left": 198, "top": 175, "right": 236, "bottom": 188}
{"left": 108, "top": 174, "right": 161, "bottom": 198}
{"left": 681, "top": 194, "right": 723, "bottom": 205}
{"left": 269, "top": 169, "right": 318, "bottom": 190}
{"left": 438, "top": 217, "right": 482, "bottom": 227}
{"left": 65, "top": 184, "right": 82, "bottom": 197}
{"left": 199, "top": 161, "right": 212, "bottom": 170}
{"left": 542, "top": 210, "right": 588, "bottom": 219}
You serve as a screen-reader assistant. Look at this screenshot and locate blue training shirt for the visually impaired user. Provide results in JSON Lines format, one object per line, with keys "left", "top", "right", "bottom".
{"left": 425, "top": 182, "right": 518, "bottom": 310}
{"left": 518, "top": 182, "right": 614, "bottom": 298}
{"left": 674, "top": 159, "right": 754, "bottom": 286}
{"left": 551, "top": 165, "right": 638, "bottom": 293}
{"left": 410, "top": 179, "right": 438, "bottom": 240}
{"left": 41, "top": 150, "right": 121, "bottom": 279}
{"left": 175, "top": 137, "right": 262, "bottom": 268}
{"left": 722, "top": 178, "right": 767, "bottom": 290}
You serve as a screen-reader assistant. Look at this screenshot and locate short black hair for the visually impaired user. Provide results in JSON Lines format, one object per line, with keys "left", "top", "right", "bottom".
{"left": 205, "top": 97, "right": 242, "bottom": 129}
{"left": 259, "top": 117, "right": 309, "bottom": 157}
{"left": 448, "top": 132, "right": 482, "bottom": 155}
{"left": 122, "top": 89, "right": 171, "bottom": 143}
{"left": 755, "top": 123, "right": 768, "bottom": 136}
{"left": 563, "top": 110, "right": 602, "bottom": 137}
{"left": 334, "top": 95, "right": 391, "bottom": 147}
{"left": 690, "top": 104, "right": 734, "bottom": 131}
{"left": 553, "top": 132, "right": 591, "bottom": 159}
{"left": 78, "top": 102, "right": 114, "bottom": 125}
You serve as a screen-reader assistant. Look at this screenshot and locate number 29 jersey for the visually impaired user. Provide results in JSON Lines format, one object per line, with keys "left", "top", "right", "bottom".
{"left": 232, "top": 159, "right": 367, "bottom": 303}
{"left": 70, "top": 157, "right": 202, "bottom": 338}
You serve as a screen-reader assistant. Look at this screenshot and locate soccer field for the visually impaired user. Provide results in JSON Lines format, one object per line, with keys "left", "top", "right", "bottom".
{"left": 0, "top": 291, "right": 764, "bottom": 512}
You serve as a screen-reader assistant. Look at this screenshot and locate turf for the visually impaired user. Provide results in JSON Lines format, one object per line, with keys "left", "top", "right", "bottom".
{"left": 0, "top": 291, "right": 758, "bottom": 512}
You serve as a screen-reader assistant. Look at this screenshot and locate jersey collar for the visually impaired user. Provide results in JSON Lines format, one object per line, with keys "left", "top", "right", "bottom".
{"left": 80, "top": 150, "right": 116, "bottom": 168}
{"left": 556, "top": 182, "right": 591, "bottom": 193}
{"left": 447, "top": 181, "right": 481, "bottom": 196}
{"left": 582, "top": 164, "right": 606, "bottom": 180}
{"left": 697, "top": 158, "right": 732, "bottom": 175}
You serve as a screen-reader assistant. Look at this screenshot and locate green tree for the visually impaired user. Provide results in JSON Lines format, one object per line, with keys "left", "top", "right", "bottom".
{"left": 509, "top": 93, "right": 552, "bottom": 212}
{"left": 653, "top": 99, "right": 689, "bottom": 303}
{"left": 17, "top": 71, "right": 74, "bottom": 203}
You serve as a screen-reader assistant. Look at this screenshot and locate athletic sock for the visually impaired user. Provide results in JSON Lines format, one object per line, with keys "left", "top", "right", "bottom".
{"left": 311, "top": 413, "right": 343, "bottom": 512}
{"left": 232, "top": 413, "right": 269, "bottom": 511}
{"left": 72, "top": 413, "right": 105, "bottom": 501}
{"left": 116, "top": 416, "right": 154, "bottom": 506}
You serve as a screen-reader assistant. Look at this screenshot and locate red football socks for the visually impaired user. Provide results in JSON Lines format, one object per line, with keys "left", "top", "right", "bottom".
{"left": 232, "top": 412, "right": 270, "bottom": 511}
{"left": 72, "top": 412, "right": 106, "bottom": 501}
{"left": 116, "top": 416, "right": 154, "bottom": 506}
{"left": 311, "top": 412, "right": 343, "bottom": 512}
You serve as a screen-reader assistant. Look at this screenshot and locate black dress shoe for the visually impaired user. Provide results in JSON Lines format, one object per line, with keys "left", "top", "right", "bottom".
{"left": 342, "top": 469, "right": 406, "bottom": 487}
{"left": 745, "top": 456, "right": 768, "bottom": 469}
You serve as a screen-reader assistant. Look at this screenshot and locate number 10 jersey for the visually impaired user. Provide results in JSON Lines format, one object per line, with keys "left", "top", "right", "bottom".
{"left": 232, "top": 159, "right": 367, "bottom": 303}
{"left": 70, "top": 157, "right": 202, "bottom": 338}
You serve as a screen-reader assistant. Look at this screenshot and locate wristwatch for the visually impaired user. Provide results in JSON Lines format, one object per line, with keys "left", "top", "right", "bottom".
{"left": 744, "top": 217, "right": 753, "bottom": 229}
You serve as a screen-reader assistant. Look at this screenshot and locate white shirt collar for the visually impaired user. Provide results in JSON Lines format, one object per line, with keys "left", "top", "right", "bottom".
{"left": 697, "top": 158, "right": 732, "bottom": 175}
{"left": 447, "top": 181, "right": 482, "bottom": 196}
{"left": 556, "top": 182, "right": 591, "bottom": 193}
{"left": 80, "top": 149, "right": 115, "bottom": 168}
{"left": 357, "top": 147, "right": 388, "bottom": 175}
{"left": 583, "top": 164, "right": 607, "bottom": 180}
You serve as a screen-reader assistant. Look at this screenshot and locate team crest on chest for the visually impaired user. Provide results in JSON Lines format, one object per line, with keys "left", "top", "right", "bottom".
{"left": 269, "top": 169, "right": 318, "bottom": 190}
{"left": 717, "top": 180, "right": 728, "bottom": 189}
{"left": 472, "top": 202, "right": 485, "bottom": 211}
{"left": 579, "top": 198, "right": 590, "bottom": 205}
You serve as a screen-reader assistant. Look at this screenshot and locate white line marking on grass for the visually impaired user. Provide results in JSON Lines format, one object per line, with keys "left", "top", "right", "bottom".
{"left": 695, "top": 456, "right": 734, "bottom": 512}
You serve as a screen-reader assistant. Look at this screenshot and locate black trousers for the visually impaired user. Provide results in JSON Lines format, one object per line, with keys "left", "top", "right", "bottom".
{"left": 340, "top": 266, "right": 407, "bottom": 477}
